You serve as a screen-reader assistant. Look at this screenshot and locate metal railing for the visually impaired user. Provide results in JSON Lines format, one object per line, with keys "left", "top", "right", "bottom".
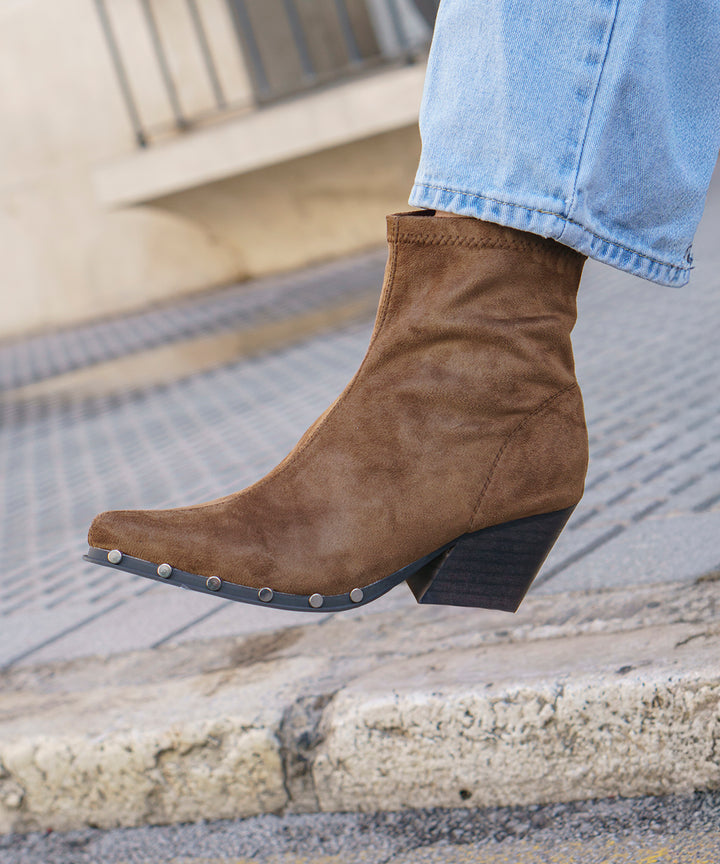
{"left": 95, "top": 0, "right": 439, "bottom": 148}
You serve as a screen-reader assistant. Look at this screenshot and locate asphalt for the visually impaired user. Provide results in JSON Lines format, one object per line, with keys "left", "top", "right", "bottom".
{"left": 1, "top": 169, "right": 720, "bottom": 848}
{"left": 4, "top": 792, "right": 719, "bottom": 863}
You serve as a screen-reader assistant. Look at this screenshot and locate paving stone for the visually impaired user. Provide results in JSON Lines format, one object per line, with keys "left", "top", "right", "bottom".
{"left": 543, "top": 512, "right": 720, "bottom": 593}
{"left": 0, "top": 250, "right": 387, "bottom": 391}
{"left": 1, "top": 174, "right": 719, "bottom": 668}
{"left": 23, "top": 584, "right": 228, "bottom": 665}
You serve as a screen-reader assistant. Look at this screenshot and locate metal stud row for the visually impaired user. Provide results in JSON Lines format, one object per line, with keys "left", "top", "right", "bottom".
{"left": 255, "top": 586, "right": 364, "bottom": 607}
{"left": 104, "top": 551, "right": 365, "bottom": 608}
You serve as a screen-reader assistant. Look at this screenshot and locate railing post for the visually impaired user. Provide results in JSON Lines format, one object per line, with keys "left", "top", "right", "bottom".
{"left": 139, "top": 0, "right": 188, "bottom": 130}
{"left": 185, "top": 0, "right": 227, "bottom": 109}
{"left": 412, "top": 0, "right": 439, "bottom": 28}
{"left": 333, "top": 0, "right": 362, "bottom": 65}
{"left": 94, "top": 0, "right": 148, "bottom": 147}
{"left": 226, "top": 0, "right": 271, "bottom": 99}
{"left": 282, "top": 0, "right": 316, "bottom": 83}
{"left": 385, "top": 0, "right": 410, "bottom": 58}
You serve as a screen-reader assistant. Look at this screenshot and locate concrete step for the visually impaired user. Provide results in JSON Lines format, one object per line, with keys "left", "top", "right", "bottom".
{"left": 1, "top": 576, "right": 718, "bottom": 834}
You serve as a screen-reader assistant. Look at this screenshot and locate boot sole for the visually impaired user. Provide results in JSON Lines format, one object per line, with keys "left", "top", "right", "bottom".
{"left": 83, "top": 506, "right": 574, "bottom": 613}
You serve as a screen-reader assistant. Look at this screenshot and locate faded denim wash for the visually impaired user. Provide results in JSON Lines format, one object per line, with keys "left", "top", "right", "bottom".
{"left": 410, "top": 0, "right": 720, "bottom": 286}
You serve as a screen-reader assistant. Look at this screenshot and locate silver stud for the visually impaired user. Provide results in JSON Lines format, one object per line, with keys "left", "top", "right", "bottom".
{"left": 157, "top": 563, "right": 172, "bottom": 579}
{"left": 308, "top": 593, "right": 324, "bottom": 608}
{"left": 258, "top": 587, "right": 274, "bottom": 603}
{"left": 206, "top": 576, "right": 222, "bottom": 591}
{"left": 349, "top": 587, "right": 364, "bottom": 603}
{"left": 107, "top": 549, "right": 122, "bottom": 564}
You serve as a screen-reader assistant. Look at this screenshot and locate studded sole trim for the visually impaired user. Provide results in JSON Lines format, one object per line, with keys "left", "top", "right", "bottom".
{"left": 83, "top": 544, "right": 443, "bottom": 612}
{"left": 83, "top": 507, "right": 575, "bottom": 613}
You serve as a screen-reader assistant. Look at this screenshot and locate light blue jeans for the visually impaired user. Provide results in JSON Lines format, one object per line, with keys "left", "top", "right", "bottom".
{"left": 409, "top": 0, "right": 720, "bottom": 286}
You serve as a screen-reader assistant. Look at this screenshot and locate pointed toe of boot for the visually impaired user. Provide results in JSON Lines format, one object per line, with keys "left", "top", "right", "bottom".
{"left": 87, "top": 504, "right": 262, "bottom": 588}
{"left": 88, "top": 507, "right": 180, "bottom": 567}
{"left": 88, "top": 509, "right": 128, "bottom": 551}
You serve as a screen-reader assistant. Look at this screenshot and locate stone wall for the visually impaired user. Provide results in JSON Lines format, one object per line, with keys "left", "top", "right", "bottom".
{"left": 0, "top": 0, "right": 421, "bottom": 339}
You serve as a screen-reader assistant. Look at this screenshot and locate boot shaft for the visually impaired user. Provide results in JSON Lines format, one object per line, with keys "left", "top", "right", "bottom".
{"left": 369, "top": 212, "right": 586, "bottom": 422}
{"left": 87, "top": 211, "right": 590, "bottom": 597}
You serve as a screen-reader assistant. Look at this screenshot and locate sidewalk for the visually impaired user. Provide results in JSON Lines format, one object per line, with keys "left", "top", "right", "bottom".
{"left": 1, "top": 576, "right": 718, "bottom": 835}
{"left": 1, "top": 174, "right": 719, "bottom": 833}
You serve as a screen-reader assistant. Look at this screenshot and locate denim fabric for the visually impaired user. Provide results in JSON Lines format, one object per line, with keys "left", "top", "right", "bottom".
{"left": 409, "top": 0, "right": 720, "bottom": 286}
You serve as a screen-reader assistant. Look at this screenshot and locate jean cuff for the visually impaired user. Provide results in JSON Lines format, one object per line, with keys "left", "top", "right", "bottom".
{"left": 409, "top": 181, "right": 691, "bottom": 287}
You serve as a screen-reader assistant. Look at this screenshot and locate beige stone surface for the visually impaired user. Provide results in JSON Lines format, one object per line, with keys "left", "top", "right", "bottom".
{"left": 94, "top": 65, "right": 427, "bottom": 206}
{"left": 154, "top": 125, "right": 421, "bottom": 281}
{"left": 0, "top": 579, "right": 718, "bottom": 833}
{"left": 0, "top": 650, "right": 315, "bottom": 832}
{"left": 313, "top": 624, "right": 720, "bottom": 812}
{"left": 0, "top": 724, "right": 285, "bottom": 834}
{"left": 0, "top": 0, "right": 421, "bottom": 339}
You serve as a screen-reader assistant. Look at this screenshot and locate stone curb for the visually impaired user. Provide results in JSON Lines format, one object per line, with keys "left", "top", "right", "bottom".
{"left": 0, "top": 578, "right": 718, "bottom": 834}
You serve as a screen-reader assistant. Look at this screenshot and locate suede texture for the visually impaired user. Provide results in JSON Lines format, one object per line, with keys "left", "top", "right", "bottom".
{"left": 89, "top": 212, "right": 588, "bottom": 596}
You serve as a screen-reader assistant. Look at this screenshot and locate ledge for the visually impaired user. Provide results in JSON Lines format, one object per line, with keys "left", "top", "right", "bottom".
{"left": 1, "top": 578, "right": 718, "bottom": 832}
{"left": 94, "top": 64, "right": 426, "bottom": 208}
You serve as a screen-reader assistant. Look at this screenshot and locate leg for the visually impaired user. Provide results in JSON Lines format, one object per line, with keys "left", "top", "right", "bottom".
{"left": 410, "top": 0, "right": 720, "bottom": 286}
{"left": 94, "top": 1, "right": 720, "bottom": 611}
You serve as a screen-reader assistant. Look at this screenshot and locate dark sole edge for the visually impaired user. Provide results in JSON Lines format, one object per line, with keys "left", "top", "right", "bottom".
{"left": 83, "top": 540, "right": 454, "bottom": 613}
{"left": 83, "top": 506, "right": 576, "bottom": 613}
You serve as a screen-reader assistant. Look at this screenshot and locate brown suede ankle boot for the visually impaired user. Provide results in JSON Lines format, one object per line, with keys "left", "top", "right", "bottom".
{"left": 86, "top": 212, "right": 588, "bottom": 613}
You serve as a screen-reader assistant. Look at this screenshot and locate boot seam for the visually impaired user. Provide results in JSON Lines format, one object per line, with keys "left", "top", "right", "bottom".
{"left": 468, "top": 382, "right": 580, "bottom": 531}
{"left": 396, "top": 233, "right": 587, "bottom": 264}
{"left": 236, "top": 218, "right": 402, "bottom": 498}
{"left": 395, "top": 233, "right": 584, "bottom": 261}
{"left": 397, "top": 234, "right": 555, "bottom": 252}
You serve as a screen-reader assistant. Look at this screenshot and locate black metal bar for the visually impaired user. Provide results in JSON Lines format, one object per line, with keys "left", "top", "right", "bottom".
{"left": 333, "top": 0, "right": 361, "bottom": 64}
{"left": 282, "top": 0, "right": 316, "bottom": 82}
{"left": 94, "top": 0, "right": 148, "bottom": 146}
{"left": 139, "top": 0, "right": 187, "bottom": 129}
{"left": 185, "top": 0, "right": 227, "bottom": 108}
{"left": 412, "top": 0, "right": 439, "bottom": 28}
{"left": 386, "top": 0, "right": 410, "bottom": 55}
{"left": 226, "top": 0, "right": 270, "bottom": 98}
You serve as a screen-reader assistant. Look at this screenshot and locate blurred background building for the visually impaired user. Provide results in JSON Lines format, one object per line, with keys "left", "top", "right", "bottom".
{"left": 0, "top": 0, "right": 438, "bottom": 339}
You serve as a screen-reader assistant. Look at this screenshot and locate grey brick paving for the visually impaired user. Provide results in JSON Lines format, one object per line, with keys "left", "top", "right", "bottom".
{"left": 1, "top": 174, "right": 719, "bottom": 668}
{"left": 0, "top": 249, "right": 387, "bottom": 391}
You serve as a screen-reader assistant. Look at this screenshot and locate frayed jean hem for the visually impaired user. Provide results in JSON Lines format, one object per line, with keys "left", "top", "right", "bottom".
{"left": 409, "top": 181, "right": 691, "bottom": 288}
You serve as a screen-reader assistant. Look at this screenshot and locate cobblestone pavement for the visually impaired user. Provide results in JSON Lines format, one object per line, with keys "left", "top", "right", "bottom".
{"left": 1, "top": 175, "right": 719, "bottom": 668}
{"left": 3, "top": 792, "right": 719, "bottom": 864}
